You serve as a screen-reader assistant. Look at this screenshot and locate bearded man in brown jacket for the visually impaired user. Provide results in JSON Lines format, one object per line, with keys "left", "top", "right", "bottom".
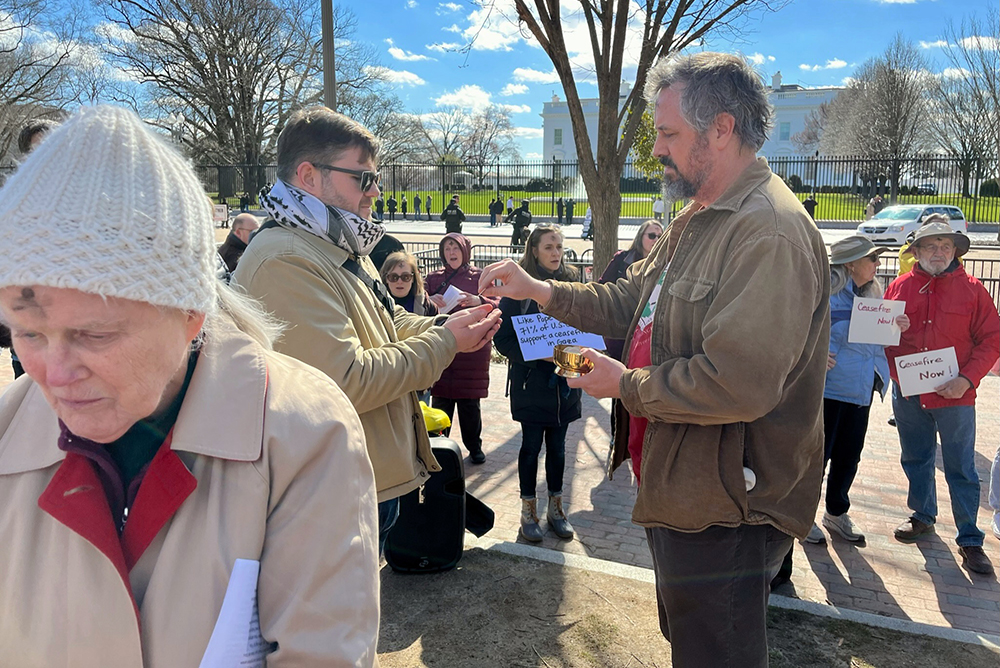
{"left": 481, "top": 53, "right": 829, "bottom": 668}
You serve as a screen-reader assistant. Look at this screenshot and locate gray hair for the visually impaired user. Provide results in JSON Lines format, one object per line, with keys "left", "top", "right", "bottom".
{"left": 644, "top": 52, "right": 773, "bottom": 151}
{"left": 830, "top": 265, "right": 883, "bottom": 298}
{"left": 201, "top": 282, "right": 286, "bottom": 350}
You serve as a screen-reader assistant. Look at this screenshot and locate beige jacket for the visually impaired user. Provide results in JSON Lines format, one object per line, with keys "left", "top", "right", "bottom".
{"left": 234, "top": 224, "right": 453, "bottom": 501}
{"left": 0, "top": 322, "right": 380, "bottom": 667}
{"left": 544, "top": 159, "right": 830, "bottom": 539}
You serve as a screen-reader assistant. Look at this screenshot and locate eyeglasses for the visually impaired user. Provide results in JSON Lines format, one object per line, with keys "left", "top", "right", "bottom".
{"left": 386, "top": 273, "right": 414, "bottom": 283}
{"left": 917, "top": 243, "right": 955, "bottom": 255}
{"left": 646, "top": 232, "right": 661, "bottom": 240}
{"left": 312, "top": 163, "right": 381, "bottom": 193}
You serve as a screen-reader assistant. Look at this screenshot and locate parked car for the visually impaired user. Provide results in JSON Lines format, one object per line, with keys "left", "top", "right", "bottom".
{"left": 856, "top": 204, "right": 967, "bottom": 246}
{"left": 916, "top": 182, "right": 938, "bottom": 196}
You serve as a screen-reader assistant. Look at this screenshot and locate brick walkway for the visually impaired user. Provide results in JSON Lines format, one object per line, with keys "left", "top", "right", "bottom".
{"left": 2, "top": 349, "right": 997, "bottom": 636}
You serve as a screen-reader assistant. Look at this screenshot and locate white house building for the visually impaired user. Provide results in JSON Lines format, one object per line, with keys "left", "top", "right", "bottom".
{"left": 540, "top": 72, "right": 841, "bottom": 163}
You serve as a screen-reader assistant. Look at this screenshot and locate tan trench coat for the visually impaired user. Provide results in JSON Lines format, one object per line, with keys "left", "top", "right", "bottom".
{"left": 233, "top": 224, "right": 455, "bottom": 502}
{"left": 0, "top": 321, "right": 380, "bottom": 667}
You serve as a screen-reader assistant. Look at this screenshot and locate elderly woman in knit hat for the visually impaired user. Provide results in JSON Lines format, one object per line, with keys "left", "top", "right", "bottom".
{"left": 772, "top": 235, "right": 910, "bottom": 588}
{"left": 0, "top": 107, "right": 379, "bottom": 666}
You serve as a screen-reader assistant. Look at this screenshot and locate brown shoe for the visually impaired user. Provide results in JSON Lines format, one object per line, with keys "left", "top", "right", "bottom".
{"left": 958, "top": 546, "right": 996, "bottom": 575}
{"left": 894, "top": 517, "right": 934, "bottom": 542}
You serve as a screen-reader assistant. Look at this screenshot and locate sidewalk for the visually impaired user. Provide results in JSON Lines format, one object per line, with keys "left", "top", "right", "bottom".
{"left": 460, "top": 362, "right": 1000, "bottom": 637}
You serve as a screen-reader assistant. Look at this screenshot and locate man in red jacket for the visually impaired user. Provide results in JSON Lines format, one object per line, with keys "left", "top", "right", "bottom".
{"left": 884, "top": 219, "right": 999, "bottom": 576}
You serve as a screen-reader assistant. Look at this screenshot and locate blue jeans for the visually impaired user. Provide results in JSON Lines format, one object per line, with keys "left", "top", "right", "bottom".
{"left": 518, "top": 423, "right": 567, "bottom": 499}
{"left": 892, "top": 382, "right": 984, "bottom": 547}
{"left": 378, "top": 497, "right": 400, "bottom": 556}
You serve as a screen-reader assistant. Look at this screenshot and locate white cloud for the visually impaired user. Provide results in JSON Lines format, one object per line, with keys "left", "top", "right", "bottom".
{"left": 443, "top": 24, "right": 462, "bottom": 33}
{"left": 919, "top": 39, "right": 949, "bottom": 49}
{"left": 525, "top": 152, "right": 543, "bottom": 160}
{"left": 746, "top": 52, "right": 767, "bottom": 66}
{"left": 436, "top": 2, "right": 461, "bottom": 14}
{"left": 435, "top": 84, "right": 493, "bottom": 111}
{"left": 768, "top": 55, "right": 776, "bottom": 62}
{"left": 499, "top": 103, "right": 531, "bottom": 114}
{"left": 960, "top": 35, "right": 1000, "bottom": 51}
{"left": 513, "top": 67, "right": 559, "bottom": 84}
{"left": 502, "top": 83, "right": 528, "bottom": 96}
{"left": 799, "top": 58, "right": 848, "bottom": 72}
{"left": 95, "top": 21, "right": 136, "bottom": 44}
{"left": 874, "top": 0, "right": 916, "bottom": 4}
{"left": 427, "top": 42, "right": 462, "bottom": 52}
{"left": 841, "top": 76, "right": 856, "bottom": 86}
{"left": 940, "top": 67, "right": 971, "bottom": 79}
{"left": 364, "top": 66, "right": 426, "bottom": 86}
{"left": 514, "top": 127, "right": 544, "bottom": 139}
{"left": 385, "top": 38, "right": 433, "bottom": 62}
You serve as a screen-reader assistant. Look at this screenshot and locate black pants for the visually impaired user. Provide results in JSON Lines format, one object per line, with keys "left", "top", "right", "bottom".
{"left": 646, "top": 523, "right": 792, "bottom": 668}
{"left": 431, "top": 397, "right": 482, "bottom": 455}
{"left": 518, "top": 423, "right": 567, "bottom": 498}
{"left": 823, "top": 397, "right": 871, "bottom": 516}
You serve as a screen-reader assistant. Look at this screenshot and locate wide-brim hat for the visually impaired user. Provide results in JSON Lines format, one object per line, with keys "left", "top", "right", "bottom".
{"left": 904, "top": 221, "right": 971, "bottom": 257}
{"left": 829, "top": 235, "right": 891, "bottom": 265}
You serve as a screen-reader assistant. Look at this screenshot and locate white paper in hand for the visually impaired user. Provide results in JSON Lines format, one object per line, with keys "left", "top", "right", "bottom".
{"left": 441, "top": 285, "right": 464, "bottom": 313}
{"left": 199, "top": 559, "right": 275, "bottom": 668}
{"left": 847, "top": 297, "right": 905, "bottom": 346}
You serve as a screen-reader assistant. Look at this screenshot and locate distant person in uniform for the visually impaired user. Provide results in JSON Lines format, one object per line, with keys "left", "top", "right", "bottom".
{"left": 803, "top": 194, "right": 818, "bottom": 220}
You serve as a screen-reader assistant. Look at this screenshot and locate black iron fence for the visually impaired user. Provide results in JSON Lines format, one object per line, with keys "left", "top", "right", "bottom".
{"left": 194, "top": 155, "right": 999, "bottom": 223}
{"left": 403, "top": 242, "right": 999, "bottom": 308}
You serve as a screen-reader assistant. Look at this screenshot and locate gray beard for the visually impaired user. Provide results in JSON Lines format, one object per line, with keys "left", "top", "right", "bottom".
{"left": 662, "top": 174, "right": 699, "bottom": 204}
{"left": 917, "top": 257, "right": 951, "bottom": 276}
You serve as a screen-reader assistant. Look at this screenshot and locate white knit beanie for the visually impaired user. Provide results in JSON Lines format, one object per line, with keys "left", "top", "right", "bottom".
{"left": 0, "top": 105, "right": 217, "bottom": 314}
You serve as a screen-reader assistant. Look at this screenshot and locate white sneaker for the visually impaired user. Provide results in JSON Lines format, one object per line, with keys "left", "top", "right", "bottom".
{"left": 803, "top": 523, "right": 826, "bottom": 544}
{"left": 823, "top": 512, "right": 865, "bottom": 542}
{"left": 992, "top": 511, "right": 999, "bottom": 540}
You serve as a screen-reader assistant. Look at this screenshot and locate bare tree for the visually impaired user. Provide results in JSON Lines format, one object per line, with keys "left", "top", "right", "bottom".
{"left": 461, "top": 105, "right": 519, "bottom": 186}
{"left": 937, "top": 7, "right": 999, "bottom": 184}
{"left": 415, "top": 106, "right": 472, "bottom": 163}
{"left": 0, "top": 0, "right": 79, "bottom": 163}
{"left": 487, "top": 0, "right": 785, "bottom": 270}
{"left": 818, "top": 35, "right": 931, "bottom": 201}
{"left": 338, "top": 88, "right": 426, "bottom": 164}
{"left": 100, "top": 0, "right": 383, "bottom": 195}
{"left": 926, "top": 74, "right": 989, "bottom": 197}
{"left": 791, "top": 101, "right": 830, "bottom": 155}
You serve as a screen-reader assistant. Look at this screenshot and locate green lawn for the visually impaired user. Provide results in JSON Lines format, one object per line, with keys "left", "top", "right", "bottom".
{"left": 208, "top": 189, "right": 999, "bottom": 223}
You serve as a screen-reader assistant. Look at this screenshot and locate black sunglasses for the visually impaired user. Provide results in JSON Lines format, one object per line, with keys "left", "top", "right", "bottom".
{"left": 386, "top": 272, "right": 414, "bottom": 283}
{"left": 312, "top": 163, "right": 381, "bottom": 192}
{"left": 647, "top": 232, "right": 661, "bottom": 240}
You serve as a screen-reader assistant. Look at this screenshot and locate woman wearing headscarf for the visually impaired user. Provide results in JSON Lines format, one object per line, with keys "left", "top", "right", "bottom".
{"left": 424, "top": 233, "right": 496, "bottom": 464}
{"left": 0, "top": 106, "right": 379, "bottom": 666}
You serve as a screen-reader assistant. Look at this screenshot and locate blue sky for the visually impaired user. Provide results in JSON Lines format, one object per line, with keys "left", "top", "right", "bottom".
{"left": 350, "top": 0, "right": 995, "bottom": 157}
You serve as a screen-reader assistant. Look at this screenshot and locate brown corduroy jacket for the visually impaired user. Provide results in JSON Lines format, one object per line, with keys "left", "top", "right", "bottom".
{"left": 543, "top": 159, "right": 830, "bottom": 539}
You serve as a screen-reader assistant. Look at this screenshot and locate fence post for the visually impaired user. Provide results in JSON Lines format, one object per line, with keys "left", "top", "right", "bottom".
{"left": 440, "top": 163, "right": 446, "bottom": 215}
{"left": 550, "top": 160, "right": 556, "bottom": 219}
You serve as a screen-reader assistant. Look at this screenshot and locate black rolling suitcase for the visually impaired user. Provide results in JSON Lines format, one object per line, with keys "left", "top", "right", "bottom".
{"left": 385, "top": 437, "right": 467, "bottom": 573}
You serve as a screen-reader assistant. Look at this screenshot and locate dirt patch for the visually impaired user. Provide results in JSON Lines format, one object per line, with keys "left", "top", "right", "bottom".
{"left": 378, "top": 547, "right": 998, "bottom": 667}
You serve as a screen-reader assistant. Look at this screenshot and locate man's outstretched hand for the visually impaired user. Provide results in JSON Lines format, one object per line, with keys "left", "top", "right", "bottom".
{"left": 443, "top": 303, "right": 502, "bottom": 353}
{"left": 478, "top": 259, "right": 552, "bottom": 306}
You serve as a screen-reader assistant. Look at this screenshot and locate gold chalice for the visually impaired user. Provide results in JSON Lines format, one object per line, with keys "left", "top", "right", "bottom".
{"left": 553, "top": 344, "right": 594, "bottom": 378}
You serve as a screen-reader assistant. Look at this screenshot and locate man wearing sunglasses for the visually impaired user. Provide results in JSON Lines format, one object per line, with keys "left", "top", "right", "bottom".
{"left": 233, "top": 107, "right": 501, "bottom": 555}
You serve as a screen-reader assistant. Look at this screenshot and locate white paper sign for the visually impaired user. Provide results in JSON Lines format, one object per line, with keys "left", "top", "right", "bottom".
{"left": 511, "top": 313, "right": 605, "bottom": 361}
{"left": 441, "top": 285, "right": 464, "bottom": 313}
{"left": 848, "top": 297, "right": 905, "bottom": 346}
{"left": 199, "top": 559, "right": 275, "bottom": 668}
{"left": 894, "top": 347, "right": 959, "bottom": 397}
{"left": 213, "top": 204, "right": 229, "bottom": 222}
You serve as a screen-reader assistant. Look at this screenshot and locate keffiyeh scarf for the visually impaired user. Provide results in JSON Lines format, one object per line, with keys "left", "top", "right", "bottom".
{"left": 260, "top": 179, "right": 385, "bottom": 256}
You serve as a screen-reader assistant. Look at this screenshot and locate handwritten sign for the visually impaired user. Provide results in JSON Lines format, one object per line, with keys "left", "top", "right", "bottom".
{"left": 848, "top": 297, "right": 905, "bottom": 346}
{"left": 212, "top": 204, "right": 229, "bottom": 222}
{"left": 511, "top": 313, "right": 605, "bottom": 361}
{"left": 895, "top": 347, "right": 959, "bottom": 397}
